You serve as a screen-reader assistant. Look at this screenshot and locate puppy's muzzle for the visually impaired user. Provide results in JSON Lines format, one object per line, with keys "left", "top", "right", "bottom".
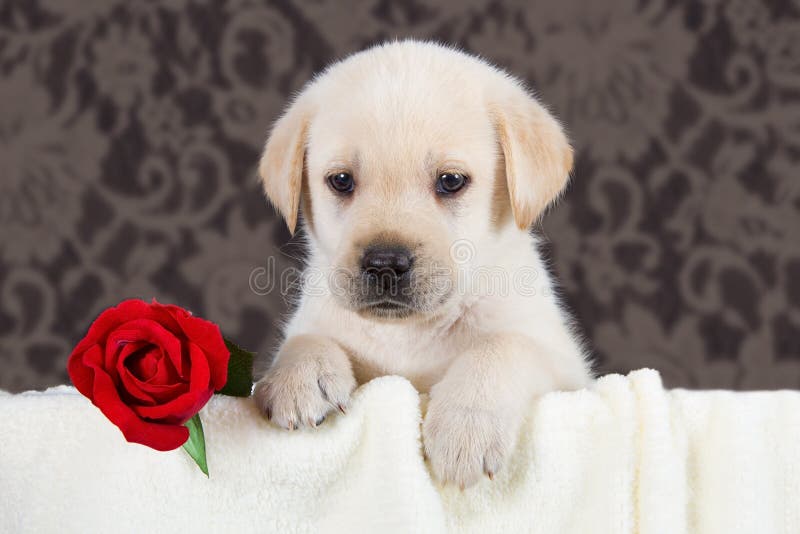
{"left": 360, "top": 244, "right": 415, "bottom": 305}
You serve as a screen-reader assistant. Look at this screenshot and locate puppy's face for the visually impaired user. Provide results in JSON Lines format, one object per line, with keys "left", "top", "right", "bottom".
{"left": 260, "top": 42, "right": 573, "bottom": 320}
{"left": 304, "top": 87, "right": 499, "bottom": 319}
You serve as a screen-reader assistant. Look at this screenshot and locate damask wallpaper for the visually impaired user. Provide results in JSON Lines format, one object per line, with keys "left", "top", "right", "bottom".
{"left": 0, "top": 0, "right": 798, "bottom": 392}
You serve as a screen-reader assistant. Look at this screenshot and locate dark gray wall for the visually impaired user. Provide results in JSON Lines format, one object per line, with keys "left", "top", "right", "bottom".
{"left": 1, "top": 0, "right": 799, "bottom": 392}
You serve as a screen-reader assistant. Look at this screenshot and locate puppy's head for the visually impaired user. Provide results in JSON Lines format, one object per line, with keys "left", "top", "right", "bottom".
{"left": 259, "top": 41, "right": 573, "bottom": 320}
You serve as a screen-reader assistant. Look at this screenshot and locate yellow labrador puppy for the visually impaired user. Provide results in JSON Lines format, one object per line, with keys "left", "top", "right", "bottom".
{"left": 255, "top": 40, "right": 592, "bottom": 488}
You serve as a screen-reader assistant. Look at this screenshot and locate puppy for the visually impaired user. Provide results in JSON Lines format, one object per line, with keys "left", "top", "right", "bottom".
{"left": 254, "top": 40, "right": 592, "bottom": 488}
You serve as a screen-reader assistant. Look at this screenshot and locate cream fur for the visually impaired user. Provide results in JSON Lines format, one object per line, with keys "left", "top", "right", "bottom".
{"left": 255, "top": 40, "right": 592, "bottom": 488}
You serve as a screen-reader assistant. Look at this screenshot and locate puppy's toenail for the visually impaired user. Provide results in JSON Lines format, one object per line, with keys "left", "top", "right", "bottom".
{"left": 315, "top": 415, "right": 326, "bottom": 426}
{"left": 337, "top": 403, "right": 347, "bottom": 414}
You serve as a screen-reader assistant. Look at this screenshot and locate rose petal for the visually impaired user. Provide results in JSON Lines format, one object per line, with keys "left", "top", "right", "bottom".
{"left": 121, "top": 344, "right": 182, "bottom": 387}
{"left": 120, "top": 373, "right": 188, "bottom": 406}
{"left": 172, "top": 313, "right": 229, "bottom": 391}
{"left": 73, "top": 300, "right": 156, "bottom": 357}
{"left": 82, "top": 347, "right": 190, "bottom": 451}
{"left": 116, "top": 342, "right": 158, "bottom": 405}
{"left": 142, "top": 301, "right": 185, "bottom": 337}
{"left": 68, "top": 344, "right": 103, "bottom": 399}
{"left": 132, "top": 389, "right": 213, "bottom": 425}
{"left": 150, "top": 349, "right": 182, "bottom": 386}
{"left": 186, "top": 341, "right": 213, "bottom": 395}
{"left": 132, "top": 343, "right": 213, "bottom": 424}
{"left": 71, "top": 299, "right": 195, "bottom": 370}
{"left": 151, "top": 300, "right": 192, "bottom": 321}
{"left": 112, "top": 339, "right": 153, "bottom": 378}
{"left": 107, "top": 319, "right": 184, "bottom": 381}
{"left": 118, "top": 349, "right": 189, "bottom": 406}
{"left": 116, "top": 343, "right": 190, "bottom": 406}
{"left": 128, "top": 346, "right": 160, "bottom": 381}
{"left": 142, "top": 381, "right": 189, "bottom": 404}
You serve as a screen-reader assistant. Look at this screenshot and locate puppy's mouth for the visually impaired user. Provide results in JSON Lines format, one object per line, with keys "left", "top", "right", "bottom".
{"left": 358, "top": 299, "right": 416, "bottom": 319}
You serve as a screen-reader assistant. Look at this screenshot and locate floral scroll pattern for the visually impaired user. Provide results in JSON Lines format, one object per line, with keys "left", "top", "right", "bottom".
{"left": 0, "top": 0, "right": 798, "bottom": 391}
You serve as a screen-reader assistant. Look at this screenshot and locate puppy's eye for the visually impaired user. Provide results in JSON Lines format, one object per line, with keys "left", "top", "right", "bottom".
{"left": 436, "top": 172, "right": 468, "bottom": 194}
{"left": 327, "top": 172, "right": 354, "bottom": 194}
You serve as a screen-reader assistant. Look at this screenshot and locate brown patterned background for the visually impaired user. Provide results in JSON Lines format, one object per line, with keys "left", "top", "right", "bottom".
{"left": 1, "top": 0, "right": 799, "bottom": 393}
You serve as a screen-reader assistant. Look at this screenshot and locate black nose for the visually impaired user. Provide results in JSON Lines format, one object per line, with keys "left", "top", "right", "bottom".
{"left": 361, "top": 245, "right": 413, "bottom": 277}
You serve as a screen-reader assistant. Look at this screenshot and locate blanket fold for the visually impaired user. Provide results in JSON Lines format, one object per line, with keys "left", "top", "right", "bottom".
{"left": 2, "top": 369, "right": 799, "bottom": 534}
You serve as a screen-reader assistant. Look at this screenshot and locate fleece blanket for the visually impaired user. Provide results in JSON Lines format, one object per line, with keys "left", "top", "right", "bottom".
{"left": 2, "top": 369, "right": 799, "bottom": 534}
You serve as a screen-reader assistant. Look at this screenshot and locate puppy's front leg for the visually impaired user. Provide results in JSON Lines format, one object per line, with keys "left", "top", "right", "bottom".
{"left": 424, "top": 334, "right": 580, "bottom": 488}
{"left": 255, "top": 335, "right": 356, "bottom": 429}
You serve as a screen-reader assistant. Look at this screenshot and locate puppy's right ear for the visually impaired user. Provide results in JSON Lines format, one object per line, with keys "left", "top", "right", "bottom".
{"left": 259, "top": 98, "right": 312, "bottom": 235}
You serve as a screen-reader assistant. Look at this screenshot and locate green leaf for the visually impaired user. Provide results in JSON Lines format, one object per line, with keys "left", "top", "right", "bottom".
{"left": 182, "top": 414, "right": 209, "bottom": 477}
{"left": 218, "top": 338, "right": 255, "bottom": 397}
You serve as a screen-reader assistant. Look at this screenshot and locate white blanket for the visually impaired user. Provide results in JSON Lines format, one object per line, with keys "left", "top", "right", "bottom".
{"left": 2, "top": 369, "right": 800, "bottom": 533}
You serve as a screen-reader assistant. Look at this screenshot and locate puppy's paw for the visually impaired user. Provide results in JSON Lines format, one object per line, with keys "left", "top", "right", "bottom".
{"left": 254, "top": 339, "right": 356, "bottom": 430}
{"left": 423, "top": 399, "right": 517, "bottom": 488}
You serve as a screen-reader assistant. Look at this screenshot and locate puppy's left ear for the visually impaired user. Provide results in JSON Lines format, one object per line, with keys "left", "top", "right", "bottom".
{"left": 491, "top": 84, "right": 574, "bottom": 230}
{"left": 259, "top": 97, "right": 312, "bottom": 235}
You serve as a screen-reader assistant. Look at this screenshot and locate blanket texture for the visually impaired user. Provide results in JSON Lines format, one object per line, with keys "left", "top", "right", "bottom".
{"left": 2, "top": 369, "right": 799, "bottom": 533}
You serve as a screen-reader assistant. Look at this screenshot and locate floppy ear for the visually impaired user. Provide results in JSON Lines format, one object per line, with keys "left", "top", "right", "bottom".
{"left": 491, "top": 86, "right": 574, "bottom": 230}
{"left": 258, "top": 98, "right": 311, "bottom": 235}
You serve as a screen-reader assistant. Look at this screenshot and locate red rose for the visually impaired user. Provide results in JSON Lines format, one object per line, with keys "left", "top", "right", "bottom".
{"left": 68, "top": 299, "right": 229, "bottom": 451}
